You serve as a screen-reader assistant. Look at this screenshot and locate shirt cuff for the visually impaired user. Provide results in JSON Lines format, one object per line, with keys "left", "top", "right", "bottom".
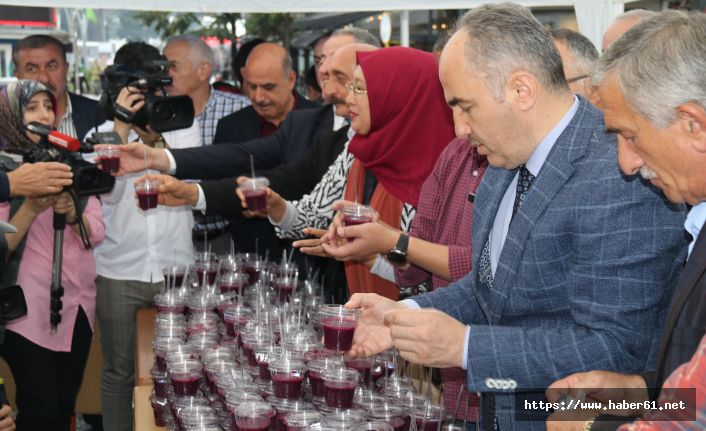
{"left": 165, "top": 149, "right": 177, "bottom": 175}
{"left": 270, "top": 200, "right": 298, "bottom": 232}
{"left": 370, "top": 255, "right": 396, "bottom": 282}
{"left": 193, "top": 184, "right": 207, "bottom": 212}
{"left": 399, "top": 299, "right": 420, "bottom": 309}
{"left": 461, "top": 326, "right": 471, "bottom": 370}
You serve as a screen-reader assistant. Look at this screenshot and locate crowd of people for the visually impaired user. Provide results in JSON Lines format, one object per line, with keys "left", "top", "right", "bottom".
{"left": 0, "top": 2, "right": 702, "bottom": 431}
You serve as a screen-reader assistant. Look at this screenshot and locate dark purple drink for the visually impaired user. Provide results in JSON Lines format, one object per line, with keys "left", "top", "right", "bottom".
{"left": 98, "top": 156, "right": 120, "bottom": 173}
{"left": 324, "top": 380, "right": 358, "bottom": 408}
{"left": 322, "top": 317, "right": 356, "bottom": 351}
{"left": 271, "top": 374, "right": 305, "bottom": 399}
{"left": 196, "top": 267, "right": 218, "bottom": 287}
{"left": 219, "top": 280, "right": 243, "bottom": 294}
{"left": 345, "top": 358, "right": 372, "bottom": 384}
{"left": 389, "top": 417, "right": 408, "bottom": 431}
{"left": 244, "top": 189, "right": 268, "bottom": 212}
{"left": 307, "top": 370, "right": 325, "bottom": 398}
{"left": 343, "top": 214, "right": 373, "bottom": 226}
{"left": 137, "top": 189, "right": 158, "bottom": 210}
{"left": 163, "top": 272, "right": 185, "bottom": 288}
{"left": 275, "top": 282, "right": 295, "bottom": 303}
{"left": 415, "top": 418, "right": 440, "bottom": 431}
{"left": 258, "top": 360, "right": 272, "bottom": 381}
{"left": 171, "top": 374, "right": 200, "bottom": 396}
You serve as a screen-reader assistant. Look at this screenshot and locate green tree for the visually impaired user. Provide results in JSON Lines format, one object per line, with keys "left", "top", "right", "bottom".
{"left": 244, "top": 13, "right": 296, "bottom": 47}
{"left": 196, "top": 13, "right": 241, "bottom": 42}
{"left": 132, "top": 11, "right": 199, "bottom": 40}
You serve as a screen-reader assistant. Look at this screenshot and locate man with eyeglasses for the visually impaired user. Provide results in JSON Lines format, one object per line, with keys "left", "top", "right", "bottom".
{"left": 551, "top": 29, "right": 598, "bottom": 100}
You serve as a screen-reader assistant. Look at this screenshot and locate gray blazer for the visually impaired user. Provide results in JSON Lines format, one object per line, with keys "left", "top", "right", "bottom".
{"left": 412, "top": 97, "right": 688, "bottom": 429}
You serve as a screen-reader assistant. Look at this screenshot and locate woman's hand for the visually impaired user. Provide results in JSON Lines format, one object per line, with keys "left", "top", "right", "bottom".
{"left": 53, "top": 192, "right": 78, "bottom": 222}
{"left": 0, "top": 404, "right": 15, "bottom": 431}
{"left": 24, "top": 194, "right": 60, "bottom": 216}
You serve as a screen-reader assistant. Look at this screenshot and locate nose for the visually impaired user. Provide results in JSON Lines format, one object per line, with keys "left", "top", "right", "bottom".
{"left": 37, "top": 68, "right": 51, "bottom": 86}
{"left": 616, "top": 136, "right": 644, "bottom": 176}
{"left": 452, "top": 110, "right": 472, "bottom": 138}
{"left": 252, "top": 87, "right": 266, "bottom": 103}
{"left": 344, "top": 87, "right": 355, "bottom": 106}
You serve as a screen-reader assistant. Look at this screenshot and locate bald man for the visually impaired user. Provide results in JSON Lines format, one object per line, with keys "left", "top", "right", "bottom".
{"left": 213, "top": 43, "right": 319, "bottom": 145}
{"left": 602, "top": 9, "right": 657, "bottom": 51}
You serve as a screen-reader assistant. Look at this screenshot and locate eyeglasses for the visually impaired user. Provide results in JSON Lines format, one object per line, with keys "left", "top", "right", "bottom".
{"left": 566, "top": 74, "right": 589, "bottom": 84}
{"left": 345, "top": 82, "right": 368, "bottom": 95}
{"left": 314, "top": 55, "right": 324, "bottom": 67}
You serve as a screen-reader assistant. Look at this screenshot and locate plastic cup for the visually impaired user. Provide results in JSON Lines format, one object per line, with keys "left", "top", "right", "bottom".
{"left": 149, "top": 394, "right": 168, "bottom": 427}
{"left": 342, "top": 204, "right": 375, "bottom": 226}
{"left": 151, "top": 367, "right": 170, "bottom": 398}
{"left": 345, "top": 358, "right": 373, "bottom": 385}
{"left": 275, "top": 277, "right": 298, "bottom": 303}
{"left": 96, "top": 145, "right": 121, "bottom": 173}
{"left": 307, "top": 356, "right": 344, "bottom": 398}
{"left": 269, "top": 358, "right": 306, "bottom": 400}
{"left": 319, "top": 305, "right": 358, "bottom": 351}
{"left": 169, "top": 359, "right": 203, "bottom": 397}
{"left": 135, "top": 178, "right": 160, "bottom": 211}
{"left": 322, "top": 367, "right": 360, "bottom": 409}
{"left": 235, "top": 401, "right": 276, "bottom": 431}
{"left": 413, "top": 403, "right": 444, "bottom": 431}
{"left": 239, "top": 177, "right": 270, "bottom": 212}
{"left": 162, "top": 264, "right": 187, "bottom": 289}
{"left": 283, "top": 410, "right": 321, "bottom": 431}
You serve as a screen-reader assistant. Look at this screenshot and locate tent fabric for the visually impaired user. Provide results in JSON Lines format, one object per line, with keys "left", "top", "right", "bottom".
{"left": 1, "top": 0, "right": 640, "bottom": 50}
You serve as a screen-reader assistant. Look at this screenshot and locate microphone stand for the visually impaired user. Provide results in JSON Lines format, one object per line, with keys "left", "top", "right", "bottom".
{"left": 50, "top": 211, "right": 65, "bottom": 333}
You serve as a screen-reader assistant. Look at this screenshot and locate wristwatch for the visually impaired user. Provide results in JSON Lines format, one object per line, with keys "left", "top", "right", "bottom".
{"left": 386, "top": 233, "right": 409, "bottom": 266}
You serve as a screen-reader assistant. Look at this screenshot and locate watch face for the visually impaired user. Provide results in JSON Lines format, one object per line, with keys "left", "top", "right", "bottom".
{"left": 387, "top": 249, "right": 406, "bottom": 265}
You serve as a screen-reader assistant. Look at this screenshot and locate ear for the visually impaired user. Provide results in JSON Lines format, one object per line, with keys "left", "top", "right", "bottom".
{"left": 198, "top": 62, "right": 212, "bottom": 82}
{"left": 676, "top": 102, "right": 706, "bottom": 153}
{"left": 240, "top": 66, "right": 247, "bottom": 81}
{"left": 287, "top": 71, "right": 296, "bottom": 90}
{"left": 506, "top": 71, "right": 537, "bottom": 111}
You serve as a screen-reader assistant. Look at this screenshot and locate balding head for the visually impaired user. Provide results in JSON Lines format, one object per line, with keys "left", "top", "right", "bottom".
{"left": 325, "top": 43, "right": 378, "bottom": 117}
{"left": 602, "top": 9, "right": 657, "bottom": 51}
{"left": 242, "top": 43, "right": 296, "bottom": 126}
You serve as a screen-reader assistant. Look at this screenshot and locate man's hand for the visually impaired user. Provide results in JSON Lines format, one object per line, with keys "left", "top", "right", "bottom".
{"left": 546, "top": 371, "right": 648, "bottom": 417}
{"left": 134, "top": 125, "right": 163, "bottom": 148}
{"left": 235, "top": 176, "right": 286, "bottom": 222}
{"left": 345, "top": 293, "right": 406, "bottom": 358}
{"left": 136, "top": 174, "right": 199, "bottom": 207}
{"left": 7, "top": 162, "right": 72, "bottom": 197}
{"left": 0, "top": 405, "right": 15, "bottom": 431}
{"left": 384, "top": 308, "right": 467, "bottom": 368}
{"left": 98, "top": 142, "right": 169, "bottom": 175}
{"left": 293, "top": 228, "right": 329, "bottom": 257}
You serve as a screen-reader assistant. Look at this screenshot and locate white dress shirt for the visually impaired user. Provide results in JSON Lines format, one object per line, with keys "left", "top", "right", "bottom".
{"left": 92, "top": 123, "right": 200, "bottom": 283}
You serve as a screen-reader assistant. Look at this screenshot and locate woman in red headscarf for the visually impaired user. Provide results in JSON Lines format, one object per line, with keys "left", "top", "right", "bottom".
{"left": 241, "top": 47, "right": 455, "bottom": 300}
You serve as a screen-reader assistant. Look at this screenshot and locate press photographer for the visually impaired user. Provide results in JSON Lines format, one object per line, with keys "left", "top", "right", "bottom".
{"left": 91, "top": 41, "right": 198, "bottom": 431}
{"left": 0, "top": 79, "right": 105, "bottom": 431}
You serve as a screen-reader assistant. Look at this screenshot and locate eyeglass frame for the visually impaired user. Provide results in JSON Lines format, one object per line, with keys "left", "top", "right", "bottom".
{"left": 345, "top": 81, "right": 368, "bottom": 95}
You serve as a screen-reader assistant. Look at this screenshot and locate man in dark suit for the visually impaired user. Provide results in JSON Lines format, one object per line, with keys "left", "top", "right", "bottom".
{"left": 546, "top": 11, "right": 706, "bottom": 431}
{"left": 213, "top": 43, "right": 319, "bottom": 145}
{"left": 344, "top": 5, "right": 688, "bottom": 430}
{"left": 13, "top": 35, "right": 103, "bottom": 139}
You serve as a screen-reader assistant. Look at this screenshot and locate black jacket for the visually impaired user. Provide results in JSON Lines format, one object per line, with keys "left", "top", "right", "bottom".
{"left": 212, "top": 94, "right": 319, "bottom": 145}
{"left": 172, "top": 105, "right": 334, "bottom": 180}
{"left": 201, "top": 125, "right": 349, "bottom": 216}
{"left": 69, "top": 92, "right": 104, "bottom": 141}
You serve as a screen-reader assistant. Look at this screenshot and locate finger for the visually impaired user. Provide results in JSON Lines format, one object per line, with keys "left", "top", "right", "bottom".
{"left": 320, "top": 242, "right": 351, "bottom": 260}
{"left": 331, "top": 200, "right": 355, "bottom": 211}
{"left": 299, "top": 246, "right": 327, "bottom": 257}
{"left": 302, "top": 228, "right": 328, "bottom": 238}
{"left": 292, "top": 238, "right": 321, "bottom": 248}
{"left": 345, "top": 293, "right": 379, "bottom": 309}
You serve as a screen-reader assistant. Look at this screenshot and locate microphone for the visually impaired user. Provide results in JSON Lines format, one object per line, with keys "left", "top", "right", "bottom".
{"left": 25, "top": 122, "right": 80, "bottom": 152}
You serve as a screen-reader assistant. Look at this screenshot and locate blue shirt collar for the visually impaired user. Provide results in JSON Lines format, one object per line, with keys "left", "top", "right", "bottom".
{"left": 525, "top": 96, "right": 580, "bottom": 177}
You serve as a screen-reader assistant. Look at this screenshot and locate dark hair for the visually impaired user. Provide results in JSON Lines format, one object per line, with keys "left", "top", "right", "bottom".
{"left": 12, "top": 35, "right": 67, "bottom": 68}
{"left": 233, "top": 38, "right": 265, "bottom": 86}
{"left": 113, "top": 41, "right": 163, "bottom": 71}
{"left": 305, "top": 65, "right": 321, "bottom": 92}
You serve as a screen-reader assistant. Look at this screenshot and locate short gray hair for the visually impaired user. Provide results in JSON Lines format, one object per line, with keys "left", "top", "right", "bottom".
{"left": 593, "top": 10, "right": 706, "bottom": 129}
{"left": 454, "top": 3, "right": 568, "bottom": 101}
{"left": 331, "top": 27, "right": 381, "bottom": 48}
{"left": 612, "top": 9, "right": 658, "bottom": 25}
{"left": 550, "top": 28, "right": 598, "bottom": 76}
{"left": 165, "top": 34, "right": 215, "bottom": 69}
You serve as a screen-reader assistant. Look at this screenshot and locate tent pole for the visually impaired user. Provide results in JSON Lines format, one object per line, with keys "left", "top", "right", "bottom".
{"left": 401, "top": 10, "right": 410, "bottom": 47}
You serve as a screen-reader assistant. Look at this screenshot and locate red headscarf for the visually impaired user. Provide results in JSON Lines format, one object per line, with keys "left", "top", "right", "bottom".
{"left": 347, "top": 47, "right": 455, "bottom": 207}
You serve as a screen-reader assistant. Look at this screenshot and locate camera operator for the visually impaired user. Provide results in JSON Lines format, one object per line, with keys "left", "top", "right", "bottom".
{"left": 0, "top": 80, "right": 104, "bottom": 431}
{"left": 91, "top": 41, "right": 198, "bottom": 431}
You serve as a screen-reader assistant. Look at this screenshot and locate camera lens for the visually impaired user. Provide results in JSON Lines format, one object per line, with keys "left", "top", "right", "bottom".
{"left": 154, "top": 102, "right": 176, "bottom": 122}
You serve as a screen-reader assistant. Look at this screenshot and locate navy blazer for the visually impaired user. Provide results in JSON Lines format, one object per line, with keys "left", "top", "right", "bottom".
{"left": 212, "top": 93, "right": 319, "bottom": 145}
{"left": 69, "top": 92, "right": 103, "bottom": 141}
{"left": 412, "top": 97, "right": 688, "bottom": 430}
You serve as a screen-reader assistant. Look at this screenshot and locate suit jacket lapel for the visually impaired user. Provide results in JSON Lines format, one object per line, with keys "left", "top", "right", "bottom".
{"left": 485, "top": 98, "right": 596, "bottom": 323}
{"left": 653, "top": 223, "right": 706, "bottom": 386}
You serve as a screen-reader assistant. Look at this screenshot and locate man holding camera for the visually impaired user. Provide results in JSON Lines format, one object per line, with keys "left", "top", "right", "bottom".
{"left": 91, "top": 42, "right": 199, "bottom": 431}
{"left": 13, "top": 35, "right": 103, "bottom": 140}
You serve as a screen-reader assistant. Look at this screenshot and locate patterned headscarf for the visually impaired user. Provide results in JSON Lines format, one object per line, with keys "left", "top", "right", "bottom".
{"left": 0, "top": 79, "right": 55, "bottom": 152}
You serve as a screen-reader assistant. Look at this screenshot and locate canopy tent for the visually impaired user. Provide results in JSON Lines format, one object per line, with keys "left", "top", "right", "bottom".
{"left": 0, "top": 0, "right": 642, "bottom": 49}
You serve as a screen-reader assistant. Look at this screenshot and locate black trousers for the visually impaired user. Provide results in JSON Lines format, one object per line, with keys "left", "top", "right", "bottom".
{"left": 0, "top": 307, "right": 92, "bottom": 431}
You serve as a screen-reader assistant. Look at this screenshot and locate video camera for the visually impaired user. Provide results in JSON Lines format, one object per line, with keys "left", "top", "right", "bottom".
{"left": 99, "top": 60, "right": 195, "bottom": 133}
{"left": 23, "top": 123, "right": 115, "bottom": 197}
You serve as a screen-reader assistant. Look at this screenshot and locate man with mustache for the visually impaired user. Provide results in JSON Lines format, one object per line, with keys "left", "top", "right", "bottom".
{"left": 12, "top": 35, "right": 103, "bottom": 140}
